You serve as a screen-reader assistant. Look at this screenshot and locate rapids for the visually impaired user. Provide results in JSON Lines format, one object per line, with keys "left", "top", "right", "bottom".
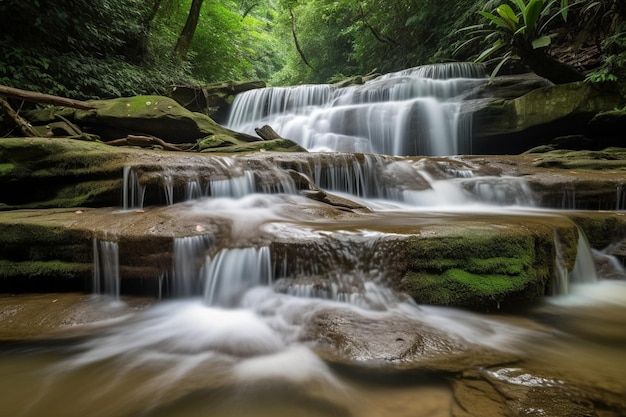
{"left": 1, "top": 63, "right": 625, "bottom": 417}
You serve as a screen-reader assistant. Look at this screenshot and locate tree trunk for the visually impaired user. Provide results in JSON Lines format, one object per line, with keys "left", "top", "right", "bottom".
{"left": 289, "top": 9, "right": 313, "bottom": 70}
{"left": 515, "top": 44, "right": 584, "bottom": 84}
{"left": 0, "top": 85, "right": 95, "bottom": 110}
{"left": 174, "top": 0, "right": 205, "bottom": 61}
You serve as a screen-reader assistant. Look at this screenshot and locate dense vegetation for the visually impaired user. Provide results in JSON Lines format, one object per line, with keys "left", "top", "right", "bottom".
{"left": 0, "top": 0, "right": 623, "bottom": 99}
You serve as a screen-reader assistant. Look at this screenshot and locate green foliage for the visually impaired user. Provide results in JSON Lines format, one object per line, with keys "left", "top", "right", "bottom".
{"left": 585, "top": 22, "right": 626, "bottom": 84}
{"left": 461, "top": 0, "right": 571, "bottom": 79}
{"left": 0, "top": 0, "right": 284, "bottom": 99}
{"left": 271, "top": 0, "right": 482, "bottom": 85}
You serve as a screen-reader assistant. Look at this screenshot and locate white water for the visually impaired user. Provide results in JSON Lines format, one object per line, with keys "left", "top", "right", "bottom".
{"left": 92, "top": 238, "right": 120, "bottom": 301}
{"left": 227, "top": 63, "right": 487, "bottom": 156}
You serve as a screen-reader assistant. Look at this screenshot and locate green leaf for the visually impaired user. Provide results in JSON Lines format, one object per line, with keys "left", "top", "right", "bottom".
{"left": 478, "top": 11, "right": 512, "bottom": 30}
{"left": 476, "top": 40, "right": 505, "bottom": 63}
{"left": 490, "top": 54, "right": 512, "bottom": 80}
{"left": 523, "top": 0, "right": 543, "bottom": 35}
{"left": 497, "top": 4, "right": 519, "bottom": 28}
{"left": 509, "top": 0, "right": 527, "bottom": 14}
{"left": 531, "top": 35, "right": 551, "bottom": 48}
{"left": 560, "top": 0, "right": 569, "bottom": 21}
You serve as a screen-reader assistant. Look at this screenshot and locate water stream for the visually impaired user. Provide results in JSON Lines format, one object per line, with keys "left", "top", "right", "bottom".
{"left": 227, "top": 63, "right": 487, "bottom": 156}
{"left": 1, "top": 63, "right": 625, "bottom": 416}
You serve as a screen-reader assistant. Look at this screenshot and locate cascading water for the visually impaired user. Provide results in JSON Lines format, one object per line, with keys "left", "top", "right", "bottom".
{"left": 171, "top": 234, "right": 214, "bottom": 297}
{"left": 226, "top": 63, "right": 487, "bottom": 156}
{"left": 202, "top": 246, "right": 273, "bottom": 307}
{"left": 92, "top": 238, "right": 120, "bottom": 300}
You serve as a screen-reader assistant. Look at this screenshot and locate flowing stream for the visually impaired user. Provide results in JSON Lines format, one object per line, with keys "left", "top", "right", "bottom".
{"left": 1, "top": 63, "right": 625, "bottom": 416}
{"left": 227, "top": 63, "right": 487, "bottom": 155}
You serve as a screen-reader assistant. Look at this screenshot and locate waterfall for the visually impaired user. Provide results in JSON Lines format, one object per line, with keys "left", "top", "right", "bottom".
{"left": 171, "top": 234, "right": 213, "bottom": 297}
{"left": 92, "top": 238, "right": 120, "bottom": 300}
{"left": 617, "top": 185, "right": 625, "bottom": 210}
{"left": 569, "top": 228, "right": 598, "bottom": 285}
{"left": 227, "top": 63, "right": 487, "bottom": 156}
{"left": 122, "top": 166, "right": 145, "bottom": 210}
{"left": 552, "top": 228, "right": 598, "bottom": 295}
{"left": 461, "top": 176, "right": 536, "bottom": 206}
{"left": 202, "top": 246, "right": 273, "bottom": 307}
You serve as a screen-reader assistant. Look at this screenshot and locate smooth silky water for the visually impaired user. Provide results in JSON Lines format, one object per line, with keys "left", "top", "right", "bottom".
{"left": 2, "top": 64, "right": 625, "bottom": 417}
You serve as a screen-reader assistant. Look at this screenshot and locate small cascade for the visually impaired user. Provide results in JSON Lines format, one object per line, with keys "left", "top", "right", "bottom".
{"left": 617, "top": 185, "right": 625, "bottom": 210}
{"left": 227, "top": 63, "right": 487, "bottom": 156}
{"left": 552, "top": 231, "right": 571, "bottom": 295}
{"left": 461, "top": 176, "right": 536, "bottom": 206}
{"left": 569, "top": 228, "right": 599, "bottom": 284}
{"left": 121, "top": 158, "right": 299, "bottom": 208}
{"left": 552, "top": 228, "right": 598, "bottom": 295}
{"left": 92, "top": 238, "right": 120, "bottom": 300}
{"left": 122, "top": 166, "right": 146, "bottom": 210}
{"left": 208, "top": 171, "right": 256, "bottom": 198}
{"left": 171, "top": 234, "right": 213, "bottom": 297}
{"left": 561, "top": 188, "right": 577, "bottom": 209}
{"left": 270, "top": 230, "right": 407, "bottom": 309}
{"left": 376, "top": 62, "right": 487, "bottom": 80}
{"left": 203, "top": 246, "right": 273, "bottom": 307}
{"left": 295, "top": 153, "right": 392, "bottom": 198}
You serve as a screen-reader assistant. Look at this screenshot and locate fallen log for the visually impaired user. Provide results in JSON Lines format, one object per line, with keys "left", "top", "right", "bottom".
{"left": 106, "top": 134, "right": 188, "bottom": 151}
{"left": 0, "top": 85, "right": 96, "bottom": 110}
{"left": 0, "top": 98, "right": 38, "bottom": 137}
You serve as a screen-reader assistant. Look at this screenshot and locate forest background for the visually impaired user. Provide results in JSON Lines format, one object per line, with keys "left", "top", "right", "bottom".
{"left": 0, "top": 0, "right": 624, "bottom": 100}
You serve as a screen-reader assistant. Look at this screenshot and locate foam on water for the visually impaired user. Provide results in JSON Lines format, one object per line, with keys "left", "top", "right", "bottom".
{"left": 226, "top": 63, "right": 488, "bottom": 156}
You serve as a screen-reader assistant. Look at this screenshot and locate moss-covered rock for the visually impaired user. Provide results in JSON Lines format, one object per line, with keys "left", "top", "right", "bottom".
{"left": 399, "top": 217, "right": 578, "bottom": 311}
{"left": 24, "top": 95, "right": 259, "bottom": 144}
{"left": 468, "top": 81, "right": 626, "bottom": 153}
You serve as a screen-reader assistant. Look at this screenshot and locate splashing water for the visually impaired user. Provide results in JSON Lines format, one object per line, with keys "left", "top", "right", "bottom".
{"left": 227, "top": 63, "right": 487, "bottom": 156}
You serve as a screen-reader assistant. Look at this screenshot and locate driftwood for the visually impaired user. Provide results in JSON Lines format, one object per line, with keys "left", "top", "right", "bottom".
{"left": 106, "top": 134, "right": 194, "bottom": 151}
{"left": 0, "top": 85, "right": 95, "bottom": 110}
{"left": 254, "top": 125, "right": 282, "bottom": 141}
{"left": 0, "top": 98, "right": 38, "bottom": 137}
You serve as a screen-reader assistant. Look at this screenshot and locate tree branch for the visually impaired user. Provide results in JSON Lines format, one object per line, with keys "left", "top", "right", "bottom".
{"left": 290, "top": 9, "right": 314, "bottom": 70}
{"left": 0, "top": 98, "right": 38, "bottom": 137}
{"left": 0, "top": 85, "right": 95, "bottom": 110}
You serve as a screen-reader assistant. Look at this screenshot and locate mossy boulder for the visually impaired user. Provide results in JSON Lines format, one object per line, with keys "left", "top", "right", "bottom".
{"left": 399, "top": 217, "right": 579, "bottom": 310}
{"left": 168, "top": 80, "right": 265, "bottom": 123}
{"left": 468, "top": 82, "right": 625, "bottom": 154}
{"left": 24, "top": 95, "right": 259, "bottom": 145}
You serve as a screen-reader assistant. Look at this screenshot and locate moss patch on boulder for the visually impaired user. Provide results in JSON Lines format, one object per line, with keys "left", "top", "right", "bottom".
{"left": 400, "top": 218, "right": 578, "bottom": 311}
{"left": 24, "top": 95, "right": 259, "bottom": 145}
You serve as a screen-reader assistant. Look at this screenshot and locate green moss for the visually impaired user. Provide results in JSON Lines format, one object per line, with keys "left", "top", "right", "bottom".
{"left": 467, "top": 256, "right": 528, "bottom": 275}
{"left": 0, "top": 259, "right": 90, "bottom": 279}
{"left": 198, "top": 134, "right": 234, "bottom": 150}
{"left": 568, "top": 213, "right": 626, "bottom": 249}
{"left": 400, "top": 224, "right": 557, "bottom": 310}
{"left": 0, "top": 163, "right": 16, "bottom": 175}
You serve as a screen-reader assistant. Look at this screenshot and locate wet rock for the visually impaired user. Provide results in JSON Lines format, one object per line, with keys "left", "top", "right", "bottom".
{"left": 399, "top": 216, "right": 579, "bottom": 311}
{"left": 0, "top": 293, "right": 152, "bottom": 340}
{"left": 467, "top": 82, "right": 625, "bottom": 154}
{"left": 168, "top": 80, "right": 265, "bottom": 123}
{"left": 302, "top": 308, "right": 516, "bottom": 373}
{"left": 24, "top": 95, "right": 258, "bottom": 144}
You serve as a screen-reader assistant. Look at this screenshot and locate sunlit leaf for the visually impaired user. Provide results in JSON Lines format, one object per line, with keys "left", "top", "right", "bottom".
{"left": 531, "top": 35, "right": 551, "bottom": 48}
{"left": 478, "top": 11, "right": 512, "bottom": 30}
{"left": 497, "top": 4, "right": 519, "bottom": 28}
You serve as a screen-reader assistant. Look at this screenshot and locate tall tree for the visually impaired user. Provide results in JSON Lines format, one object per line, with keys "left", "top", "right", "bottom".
{"left": 174, "top": 0, "right": 206, "bottom": 60}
